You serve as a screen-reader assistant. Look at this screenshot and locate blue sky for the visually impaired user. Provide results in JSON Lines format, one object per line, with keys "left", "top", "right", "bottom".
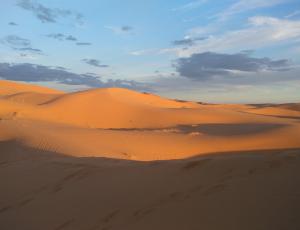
{"left": 0, "top": 0, "right": 300, "bottom": 103}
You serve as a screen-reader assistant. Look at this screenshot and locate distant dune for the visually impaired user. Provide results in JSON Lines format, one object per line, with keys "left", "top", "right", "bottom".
{"left": 0, "top": 80, "right": 63, "bottom": 95}
{"left": 0, "top": 80, "right": 300, "bottom": 230}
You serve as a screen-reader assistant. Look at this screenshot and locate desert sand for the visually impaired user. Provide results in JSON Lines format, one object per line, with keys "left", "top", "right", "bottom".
{"left": 0, "top": 80, "right": 300, "bottom": 229}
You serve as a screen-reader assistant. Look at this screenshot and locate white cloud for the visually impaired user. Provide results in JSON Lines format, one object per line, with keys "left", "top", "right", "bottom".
{"left": 129, "top": 49, "right": 151, "bottom": 56}
{"left": 167, "top": 16, "right": 300, "bottom": 56}
{"left": 129, "top": 48, "right": 164, "bottom": 56}
{"left": 215, "top": 0, "right": 288, "bottom": 20}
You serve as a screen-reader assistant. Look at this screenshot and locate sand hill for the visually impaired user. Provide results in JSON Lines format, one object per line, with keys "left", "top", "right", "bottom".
{"left": 0, "top": 80, "right": 300, "bottom": 160}
{"left": 0, "top": 80, "right": 300, "bottom": 230}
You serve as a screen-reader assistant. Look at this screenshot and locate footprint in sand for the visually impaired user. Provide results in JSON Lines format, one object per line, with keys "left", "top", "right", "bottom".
{"left": 0, "top": 206, "right": 11, "bottom": 214}
{"left": 202, "top": 183, "right": 226, "bottom": 196}
{"left": 55, "top": 219, "right": 74, "bottom": 230}
{"left": 182, "top": 158, "right": 212, "bottom": 171}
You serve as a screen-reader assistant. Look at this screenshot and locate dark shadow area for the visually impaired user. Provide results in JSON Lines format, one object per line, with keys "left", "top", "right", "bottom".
{"left": 1, "top": 140, "right": 300, "bottom": 230}
{"left": 176, "top": 123, "right": 287, "bottom": 136}
{"left": 239, "top": 110, "right": 300, "bottom": 120}
{"left": 102, "top": 123, "right": 287, "bottom": 136}
{"left": 1, "top": 139, "right": 300, "bottom": 165}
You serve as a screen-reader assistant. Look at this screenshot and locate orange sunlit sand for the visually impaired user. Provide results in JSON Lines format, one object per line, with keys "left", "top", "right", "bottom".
{"left": 1, "top": 80, "right": 300, "bottom": 160}
{"left": 1, "top": 80, "right": 300, "bottom": 229}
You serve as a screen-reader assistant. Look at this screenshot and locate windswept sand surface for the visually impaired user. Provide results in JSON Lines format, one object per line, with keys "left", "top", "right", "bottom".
{"left": 0, "top": 80, "right": 300, "bottom": 229}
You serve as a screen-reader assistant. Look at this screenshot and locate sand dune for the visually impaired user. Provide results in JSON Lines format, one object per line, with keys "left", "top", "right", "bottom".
{"left": 278, "top": 103, "right": 300, "bottom": 111}
{"left": 0, "top": 80, "right": 300, "bottom": 229}
{"left": 0, "top": 80, "right": 300, "bottom": 160}
{"left": 245, "top": 107, "right": 300, "bottom": 119}
{"left": 2, "top": 92, "right": 61, "bottom": 105}
{"left": 0, "top": 81, "right": 294, "bottom": 129}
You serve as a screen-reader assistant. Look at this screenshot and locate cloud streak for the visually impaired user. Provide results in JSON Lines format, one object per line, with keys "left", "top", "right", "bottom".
{"left": 215, "top": 0, "right": 287, "bottom": 20}
{"left": 65, "top": 35, "right": 77, "bottom": 41}
{"left": 173, "top": 37, "right": 207, "bottom": 46}
{"left": 15, "top": 47, "right": 42, "bottom": 53}
{"left": 46, "top": 33, "right": 78, "bottom": 41}
{"left": 172, "top": 0, "right": 207, "bottom": 11}
{"left": 1, "top": 35, "right": 43, "bottom": 55}
{"left": 46, "top": 33, "right": 65, "bottom": 41}
{"left": 1, "top": 35, "right": 31, "bottom": 47}
{"left": 105, "top": 25, "right": 134, "bottom": 35}
{"left": 17, "top": 0, "right": 84, "bottom": 24}
{"left": 8, "top": 22, "right": 18, "bottom": 26}
{"left": 81, "top": 59, "right": 109, "bottom": 68}
{"left": 169, "top": 16, "right": 300, "bottom": 57}
{"left": 285, "top": 10, "right": 300, "bottom": 19}
{"left": 76, "top": 42, "right": 92, "bottom": 46}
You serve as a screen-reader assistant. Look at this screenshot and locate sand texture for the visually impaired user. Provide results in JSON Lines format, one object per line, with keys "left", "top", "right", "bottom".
{"left": 0, "top": 80, "right": 300, "bottom": 229}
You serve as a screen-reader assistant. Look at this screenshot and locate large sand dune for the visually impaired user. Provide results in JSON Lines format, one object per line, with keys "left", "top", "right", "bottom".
{"left": 0, "top": 80, "right": 299, "bottom": 229}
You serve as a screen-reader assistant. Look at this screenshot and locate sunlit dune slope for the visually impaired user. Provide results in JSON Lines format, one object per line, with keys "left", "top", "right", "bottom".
{"left": 2, "top": 92, "right": 61, "bottom": 105}
{"left": 0, "top": 80, "right": 300, "bottom": 161}
{"left": 24, "top": 88, "right": 204, "bottom": 128}
{"left": 0, "top": 81, "right": 279, "bottom": 129}
{"left": 1, "top": 85, "right": 291, "bottom": 129}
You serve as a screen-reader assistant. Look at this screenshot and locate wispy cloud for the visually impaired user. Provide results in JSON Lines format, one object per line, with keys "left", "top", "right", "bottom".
{"left": 121, "top": 26, "right": 133, "bottom": 32}
{"left": 171, "top": 0, "right": 207, "bottom": 11}
{"left": 17, "top": 0, "right": 84, "bottom": 24}
{"left": 46, "top": 33, "right": 78, "bottom": 41}
{"left": 215, "top": 0, "right": 288, "bottom": 20}
{"left": 1, "top": 35, "right": 31, "bottom": 47}
{"left": 81, "top": 59, "right": 109, "bottom": 68}
{"left": 173, "top": 36, "right": 207, "bottom": 46}
{"left": 15, "top": 47, "right": 42, "bottom": 53}
{"left": 0, "top": 35, "right": 43, "bottom": 55}
{"left": 129, "top": 49, "right": 160, "bottom": 56}
{"left": 285, "top": 10, "right": 300, "bottom": 19}
{"left": 105, "top": 25, "right": 134, "bottom": 35}
{"left": 46, "top": 33, "right": 65, "bottom": 41}
{"left": 65, "top": 35, "right": 77, "bottom": 41}
{"left": 167, "top": 16, "right": 300, "bottom": 56}
{"left": 8, "top": 22, "right": 18, "bottom": 26}
{"left": 76, "top": 42, "right": 92, "bottom": 46}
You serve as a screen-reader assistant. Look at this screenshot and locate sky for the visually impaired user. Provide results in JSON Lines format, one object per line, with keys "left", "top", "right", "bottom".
{"left": 0, "top": 0, "right": 300, "bottom": 103}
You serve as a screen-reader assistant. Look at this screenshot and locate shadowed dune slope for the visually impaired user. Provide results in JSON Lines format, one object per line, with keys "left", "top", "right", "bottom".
{"left": 278, "top": 103, "right": 300, "bottom": 111}
{"left": 0, "top": 141, "right": 300, "bottom": 230}
{"left": 245, "top": 107, "right": 300, "bottom": 119}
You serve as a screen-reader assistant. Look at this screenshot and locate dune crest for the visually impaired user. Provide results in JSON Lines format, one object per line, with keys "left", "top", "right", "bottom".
{"left": 0, "top": 80, "right": 64, "bottom": 96}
